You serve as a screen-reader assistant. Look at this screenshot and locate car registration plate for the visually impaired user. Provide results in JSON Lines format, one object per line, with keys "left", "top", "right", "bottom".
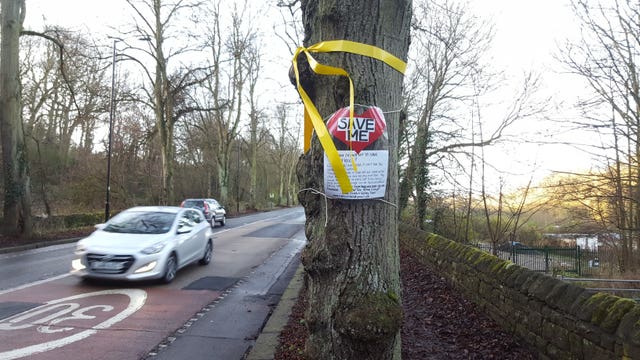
{"left": 91, "top": 261, "right": 123, "bottom": 270}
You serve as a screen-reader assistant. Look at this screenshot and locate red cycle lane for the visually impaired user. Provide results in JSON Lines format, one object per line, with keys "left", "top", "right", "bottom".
{"left": 0, "top": 278, "right": 222, "bottom": 360}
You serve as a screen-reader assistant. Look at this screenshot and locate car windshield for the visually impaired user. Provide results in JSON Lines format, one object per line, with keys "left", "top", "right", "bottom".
{"left": 182, "top": 200, "right": 204, "bottom": 208}
{"left": 103, "top": 211, "right": 176, "bottom": 234}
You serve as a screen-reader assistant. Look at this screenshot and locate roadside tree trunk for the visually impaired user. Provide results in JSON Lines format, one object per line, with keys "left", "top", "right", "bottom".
{"left": 0, "top": 0, "right": 32, "bottom": 236}
{"left": 152, "top": 0, "right": 174, "bottom": 205}
{"left": 296, "top": 1, "right": 411, "bottom": 359}
{"left": 246, "top": 45, "right": 262, "bottom": 210}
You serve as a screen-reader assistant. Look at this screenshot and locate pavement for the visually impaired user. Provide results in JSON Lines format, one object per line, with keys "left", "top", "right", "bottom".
{"left": 245, "top": 263, "right": 304, "bottom": 360}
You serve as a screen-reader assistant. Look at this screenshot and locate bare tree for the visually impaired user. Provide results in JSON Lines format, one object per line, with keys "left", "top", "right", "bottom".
{"left": 275, "top": 0, "right": 304, "bottom": 56}
{"left": 271, "top": 103, "right": 299, "bottom": 206}
{"left": 245, "top": 40, "right": 266, "bottom": 209}
{"left": 200, "top": 0, "right": 258, "bottom": 206}
{"left": 124, "top": 0, "right": 209, "bottom": 204}
{"left": 475, "top": 70, "right": 548, "bottom": 252}
{"left": 399, "top": 0, "right": 494, "bottom": 229}
{"left": 0, "top": 0, "right": 32, "bottom": 236}
{"left": 480, "top": 176, "right": 535, "bottom": 255}
{"left": 559, "top": 0, "right": 640, "bottom": 271}
{"left": 176, "top": 100, "right": 220, "bottom": 199}
{"left": 20, "top": 29, "right": 110, "bottom": 216}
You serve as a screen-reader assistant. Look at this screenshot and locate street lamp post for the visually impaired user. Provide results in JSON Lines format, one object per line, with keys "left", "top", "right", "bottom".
{"left": 105, "top": 39, "right": 117, "bottom": 222}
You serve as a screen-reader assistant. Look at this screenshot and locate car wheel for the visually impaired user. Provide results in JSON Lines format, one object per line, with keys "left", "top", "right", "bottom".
{"left": 210, "top": 217, "right": 216, "bottom": 228}
{"left": 161, "top": 254, "right": 178, "bottom": 284}
{"left": 199, "top": 240, "right": 213, "bottom": 265}
{"left": 219, "top": 215, "right": 226, "bottom": 226}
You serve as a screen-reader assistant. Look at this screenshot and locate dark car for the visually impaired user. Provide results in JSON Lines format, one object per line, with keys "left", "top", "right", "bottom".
{"left": 180, "top": 198, "right": 226, "bottom": 228}
{"left": 497, "top": 241, "right": 525, "bottom": 252}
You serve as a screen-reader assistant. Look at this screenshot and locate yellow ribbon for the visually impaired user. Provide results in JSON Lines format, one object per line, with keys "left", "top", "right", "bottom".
{"left": 292, "top": 40, "right": 407, "bottom": 194}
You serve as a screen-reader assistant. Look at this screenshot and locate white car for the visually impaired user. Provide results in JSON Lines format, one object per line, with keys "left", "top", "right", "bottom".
{"left": 71, "top": 206, "right": 214, "bottom": 283}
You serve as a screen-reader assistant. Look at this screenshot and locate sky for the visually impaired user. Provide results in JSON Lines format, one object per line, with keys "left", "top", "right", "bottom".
{"left": 471, "top": 0, "right": 577, "bottom": 71}
{"left": 25, "top": 1, "right": 129, "bottom": 33}
{"left": 24, "top": 0, "right": 595, "bottom": 190}
{"left": 468, "top": 0, "right": 594, "bottom": 188}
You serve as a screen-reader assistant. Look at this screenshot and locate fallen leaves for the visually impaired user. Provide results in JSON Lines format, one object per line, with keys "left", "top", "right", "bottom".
{"left": 275, "top": 246, "right": 537, "bottom": 360}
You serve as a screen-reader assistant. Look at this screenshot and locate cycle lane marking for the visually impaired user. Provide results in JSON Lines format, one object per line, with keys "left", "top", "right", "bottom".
{"left": 0, "top": 288, "right": 146, "bottom": 360}
{"left": 0, "top": 280, "right": 221, "bottom": 360}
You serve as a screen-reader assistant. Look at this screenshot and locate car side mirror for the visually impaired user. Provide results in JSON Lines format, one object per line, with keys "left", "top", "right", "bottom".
{"left": 95, "top": 223, "right": 106, "bottom": 230}
{"left": 177, "top": 226, "right": 192, "bottom": 234}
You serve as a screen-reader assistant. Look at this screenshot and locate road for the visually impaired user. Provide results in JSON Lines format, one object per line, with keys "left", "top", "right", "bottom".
{"left": 0, "top": 207, "right": 305, "bottom": 360}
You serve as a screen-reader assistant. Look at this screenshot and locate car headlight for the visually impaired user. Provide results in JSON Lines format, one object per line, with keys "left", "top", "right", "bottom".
{"left": 141, "top": 242, "right": 167, "bottom": 254}
{"left": 75, "top": 243, "right": 87, "bottom": 255}
{"left": 71, "top": 258, "right": 86, "bottom": 271}
{"left": 134, "top": 261, "right": 157, "bottom": 273}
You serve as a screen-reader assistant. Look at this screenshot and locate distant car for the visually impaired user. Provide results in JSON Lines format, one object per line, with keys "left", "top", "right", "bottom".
{"left": 71, "top": 206, "right": 213, "bottom": 283}
{"left": 497, "top": 241, "right": 525, "bottom": 251}
{"left": 180, "top": 198, "right": 226, "bottom": 228}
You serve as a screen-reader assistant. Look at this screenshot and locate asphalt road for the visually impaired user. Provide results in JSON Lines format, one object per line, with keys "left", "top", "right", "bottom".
{"left": 0, "top": 207, "right": 306, "bottom": 360}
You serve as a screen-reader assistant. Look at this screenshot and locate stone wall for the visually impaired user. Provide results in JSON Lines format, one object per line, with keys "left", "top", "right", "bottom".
{"left": 400, "top": 225, "right": 640, "bottom": 359}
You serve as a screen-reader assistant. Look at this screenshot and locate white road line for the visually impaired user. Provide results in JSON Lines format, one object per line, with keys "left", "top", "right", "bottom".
{"left": 0, "top": 274, "right": 70, "bottom": 296}
{"left": 214, "top": 211, "right": 304, "bottom": 235}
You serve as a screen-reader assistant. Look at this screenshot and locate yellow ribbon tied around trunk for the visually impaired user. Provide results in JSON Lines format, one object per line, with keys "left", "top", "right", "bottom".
{"left": 292, "top": 40, "right": 406, "bottom": 194}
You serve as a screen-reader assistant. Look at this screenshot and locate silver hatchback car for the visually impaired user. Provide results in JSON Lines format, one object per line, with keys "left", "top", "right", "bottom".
{"left": 180, "top": 198, "right": 226, "bottom": 228}
{"left": 71, "top": 206, "right": 214, "bottom": 283}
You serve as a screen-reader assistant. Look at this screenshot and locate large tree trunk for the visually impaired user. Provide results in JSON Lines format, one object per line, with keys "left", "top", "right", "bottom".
{"left": 297, "top": 1, "right": 411, "bottom": 359}
{"left": 0, "top": 0, "right": 32, "bottom": 237}
{"left": 151, "top": 0, "right": 175, "bottom": 205}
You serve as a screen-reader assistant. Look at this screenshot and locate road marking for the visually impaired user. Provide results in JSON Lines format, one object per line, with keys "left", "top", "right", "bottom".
{"left": 0, "top": 289, "right": 147, "bottom": 360}
{"left": 0, "top": 274, "right": 70, "bottom": 296}
{"left": 0, "top": 243, "right": 75, "bottom": 260}
{"left": 214, "top": 211, "right": 304, "bottom": 236}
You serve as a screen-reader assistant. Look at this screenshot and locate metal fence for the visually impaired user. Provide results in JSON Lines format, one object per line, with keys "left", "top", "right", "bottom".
{"left": 474, "top": 244, "right": 605, "bottom": 276}
{"left": 473, "top": 243, "right": 640, "bottom": 300}
{"left": 560, "top": 277, "right": 640, "bottom": 300}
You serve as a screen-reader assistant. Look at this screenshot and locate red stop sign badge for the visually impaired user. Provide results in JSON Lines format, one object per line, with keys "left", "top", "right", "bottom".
{"left": 327, "top": 106, "right": 386, "bottom": 154}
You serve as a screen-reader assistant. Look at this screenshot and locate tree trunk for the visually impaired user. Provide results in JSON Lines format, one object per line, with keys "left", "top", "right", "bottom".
{"left": 278, "top": 165, "right": 285, "bottom": 206}
{"left": 297, "top": 1, "right": 411, "bottom": 359}
{"left": 0, "top": 0, "right": 32, "bottom": 237}
{"left": 218, "top": 145, "right": 230, "bottom": 205}
{"left": 286, "top": 152, "right": 296, "bottom": 206}
{"left": 250, "top": 115, "right": 258, "bottom": 209}
{"left": 152, "top": 0, "right": 175, "bottom": 205}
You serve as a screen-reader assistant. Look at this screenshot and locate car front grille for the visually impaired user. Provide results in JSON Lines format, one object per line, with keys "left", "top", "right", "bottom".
{"left": 86, "top": 253, "right": 136, "bottom": 274}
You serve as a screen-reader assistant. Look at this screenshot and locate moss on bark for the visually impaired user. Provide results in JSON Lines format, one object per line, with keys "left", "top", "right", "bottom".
{"left": 336, "top": 291, "right": 403, "bottom": 342}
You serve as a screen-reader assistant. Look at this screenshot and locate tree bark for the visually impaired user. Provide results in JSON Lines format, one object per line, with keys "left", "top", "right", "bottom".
{"left": 0, "top": 0, "right": 32, "bottom": 236}
{"left": 297, "top": 1, "right": 411, "bottom": 359}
